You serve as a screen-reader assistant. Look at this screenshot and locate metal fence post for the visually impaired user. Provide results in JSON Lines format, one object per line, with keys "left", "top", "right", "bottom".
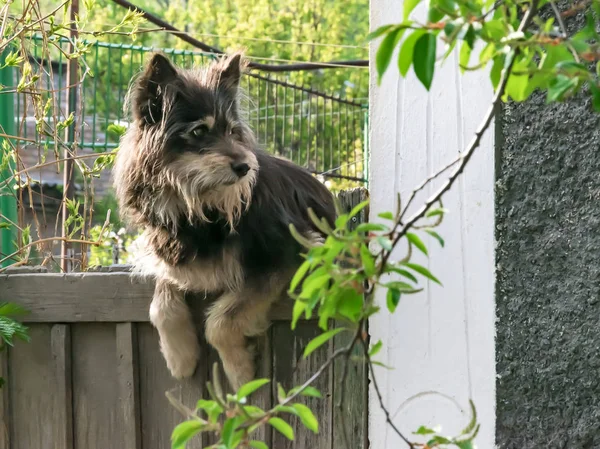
{"left": 0, "top": 49, "right": 19, "bottom": 267}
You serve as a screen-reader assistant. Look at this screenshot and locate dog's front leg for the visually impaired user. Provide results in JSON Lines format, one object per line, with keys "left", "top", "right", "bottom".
{"left": 205, "top": 291, "right": 274, "bottom": 391}
{"left": 150, "top": 279, "right": 200, "bottom": 379}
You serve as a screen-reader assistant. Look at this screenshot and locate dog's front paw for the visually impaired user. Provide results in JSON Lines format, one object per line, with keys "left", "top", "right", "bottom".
{"left": 162, "top": 342, "right": 200, "bottom": 379}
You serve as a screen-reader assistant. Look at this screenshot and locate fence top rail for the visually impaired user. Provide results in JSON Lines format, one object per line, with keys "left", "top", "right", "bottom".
{"left": 0, "top": 269, "right": 299, "bottom": 323}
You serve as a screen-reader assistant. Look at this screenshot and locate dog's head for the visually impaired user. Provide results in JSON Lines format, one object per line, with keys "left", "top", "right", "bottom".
{"left": 116, "top": 52, "right": 259, "bottom": 227}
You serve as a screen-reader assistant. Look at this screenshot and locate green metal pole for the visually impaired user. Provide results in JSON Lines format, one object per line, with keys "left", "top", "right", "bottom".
{"left": 0, "top": 50, "right": 18, "bottom": 267}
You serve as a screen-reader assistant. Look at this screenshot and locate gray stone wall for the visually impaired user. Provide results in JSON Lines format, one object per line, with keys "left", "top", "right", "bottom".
{"left": 495, "top": 8, "right": 600, "bottom": 446}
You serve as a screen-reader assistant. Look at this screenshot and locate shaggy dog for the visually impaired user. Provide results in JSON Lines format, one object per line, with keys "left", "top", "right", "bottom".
{"left": 113, "top": 51, "right": 335, "bottom": 389}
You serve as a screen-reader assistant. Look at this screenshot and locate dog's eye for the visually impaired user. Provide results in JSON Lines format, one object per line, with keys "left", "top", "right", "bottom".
{"left": 191, "top": 124, "right": 209, "bottom": 137}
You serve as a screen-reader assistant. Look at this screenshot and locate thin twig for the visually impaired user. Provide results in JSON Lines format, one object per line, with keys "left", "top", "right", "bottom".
{"left": 0, "top": 236, "right": 100, "bottom": 267}
{"left": 550, "top": 0, "right": 580, "bottom": 63}
{"left": 361, "top": 338, "right": 415, "bottom": 448}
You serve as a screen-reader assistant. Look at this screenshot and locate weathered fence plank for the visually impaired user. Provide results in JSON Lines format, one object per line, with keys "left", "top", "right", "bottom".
{"left": 272, "top": 321, "right": 333, "bottom": 449}
{"left": 72, "top": 324, "right": 119, "bottom": 449}
{"left": 0, "top": 347, "right": 9, "bottom": 449}
{"left": 333, "top": 187, "right": 369, "bottom": 449}
{"left": 9, "top": 325, "right": 60, "bottom": 449}
{"left": 138, "top": 323, "right": 206, "bottom": 449}
{"left": 116, "top": 323, "right": 142, "bottom": 449}
{"left": 52, "top": 324, "right": 74, "bottom": 449}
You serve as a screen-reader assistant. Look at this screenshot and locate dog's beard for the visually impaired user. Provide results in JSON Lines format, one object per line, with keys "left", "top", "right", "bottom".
{"left": 160, "top": 151, "right": 258, "bottom": 228}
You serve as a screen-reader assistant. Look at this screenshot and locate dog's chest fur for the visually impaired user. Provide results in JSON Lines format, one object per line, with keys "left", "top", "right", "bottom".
{"left": 138, "top": 199, "right": 304, "bottom": 294}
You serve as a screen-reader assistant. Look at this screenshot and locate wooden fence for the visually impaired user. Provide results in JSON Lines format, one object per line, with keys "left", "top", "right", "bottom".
{"left": 0, "top": 188, "right": 369, "bottom": 449}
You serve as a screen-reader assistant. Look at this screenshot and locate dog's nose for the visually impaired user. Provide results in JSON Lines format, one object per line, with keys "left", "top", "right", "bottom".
{"left": 231, "top": 162, "right": 250, "bottom": 177}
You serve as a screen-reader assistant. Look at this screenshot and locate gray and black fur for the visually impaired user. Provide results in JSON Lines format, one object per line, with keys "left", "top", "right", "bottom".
{"left": 113, "top": 51, "right": 335, "bottom": 388}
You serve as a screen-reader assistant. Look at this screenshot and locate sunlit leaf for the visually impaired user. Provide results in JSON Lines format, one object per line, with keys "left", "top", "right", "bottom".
{"left": 398, "top": 29, "right": 426, "bottom": 76}
{"left": 171, "top": 420, "right": 203, "bottom": 449}
{"left": 386, "top": 288, "right": 401, "bottom": 312}
{"left": 292, "top": 403, "right": 319, "bottom": 433}
{"left": 268, "top": 418, "right": 295, "bottom": 441}
{"left": 304, "top": 328, "right": 346, "bottom": 358}
{"left": 402, "top": 262, "right": 442, "bottom": 285}
{"left": 237, "top": 379, "right": 270, "bottom": 401}
{"left": 406, "top": 232, "right": 428, "bottom": 256}
{"left": 376, "top": 27, "right": 406, "bottom": 83}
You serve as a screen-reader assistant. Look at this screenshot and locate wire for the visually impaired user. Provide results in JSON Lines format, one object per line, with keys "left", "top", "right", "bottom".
{"left": 157, "top": 30, "right": 368, "bottom": 50}
{"left": 109, "top": 0, "right": 369, "bottom": 72}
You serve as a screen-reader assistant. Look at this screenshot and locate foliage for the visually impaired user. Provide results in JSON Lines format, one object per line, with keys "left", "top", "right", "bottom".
{"left": 369, "top": 0, "right": 600, "bottom": 109}
{"left": 0, "top": 302, "right": 30, "bottom": 388}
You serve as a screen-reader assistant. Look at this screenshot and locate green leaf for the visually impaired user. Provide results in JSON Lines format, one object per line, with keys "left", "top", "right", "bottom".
{"left": 304, "top": 328, "right": 345, "bottom": 358}
{"left": 412, "top": 33, "right": 437, "bottom": 90}
{"left": 356, "top": 223, "right": 389, "bottom": 233}
{"left": 366, "top": 24, "right": 396, "bottom": 41}
{"left": 378, "top": 211, "right": 394, "bottom": 220}
{"left": 398, "top": 30, "right": 426, "bottom": 76}
{"left": 369, "top": 340, "right": 383, "bottom": 356}
{"left": 376, "top": 27, "right": 406, "bottom": 83}
{"left": 428, "top": 435, "right": 452, "bottom": 445}
{"left": 360, "top": 244, "right": 376, "bottom": 276}
{"left": 0, "top": 303, "right": 29, "bottom": 316}
{"left": 337, "top": 289, "right": 364, "bottom": 322}
{"left": 0, "top": 222, "right": 10, "bottom": 229}
{"left": 221, "top": 418, "right": 237, "bottom": 447}
{"left": 237, "top": 378, "right": 270, "bottom": 400}
{"left": 425, "top": 229, "right": 444, "bottom": 247}
{"left": 387, "top": 267, "right": 419, "bottom": 283}
{"left": 428, "top": 6, "right": 445, "bottom": 23}
{"left": 490, "top": 55, "right": 504, "bottom": 90}
{"left": 277, "top": 383, "right": 287, "bottom": 403}
{"left": 171, "top": 420, "right": 203, "bottom": 449}
{"left": 425, "top": 207, "right": 449, "bottom": 218}
{"left": 386, "top": 288, "right": 401, "bottom": 313}
{"left": 106, "top": 123, "right": 127, "bottom": 138}
{"left": 292, "top": 403, "right": 319, "bottom": 433}
{"left": 481, "top": 19, "right": 505, "bottom": 41}
{"left": 249, "top": 441, "right": 269, "bottom": 449}
{"left": 404, "top": 0, "right": 422, "bottom": 20}
{"left": 547, "top": 75, "right": 578, "bottom": 103}
{"left": 403, "top": 262, "right": 442, "bottom": 285}
{"left": 196, "top": 399, "right": 223, "bottom": 423}
{"left": 413, "top": 425, "right": 436, "bottom": 435}
{"left": 268, "top": 418, "right": 295, "bottom": 441}
{"left": 457, "top": 442, "right": 474, "bottom": 449}
{"left": 464, "top": 25, "right": 475, "bottom": 48}
{"left": 384, "top": 281, "right": 423, "bottom": 294}
{"left": 459, "top": 41, "right": 472, "bottom": 72}
{"left": 288, "top": 386, "right": 322, "bottom": 399}
{"left": 505, "top": 73, "right": 529, "bottom": 102}
{"left": 348, "top": 199, "right": 370, "bottom": 221}
{"left": 406, "top": 232, "right": 428, "bottom": 256}
{"left": 590, "top": 82, "right": 600, "bottom": 113}
{"left": 376, "top": 236, "right": 393, "bottom": 251}
{"left": 292, "top": 300, "right": 307, "bottom": 330}
{"left": 290, "top": 260, "right": 311, "bottom": 293}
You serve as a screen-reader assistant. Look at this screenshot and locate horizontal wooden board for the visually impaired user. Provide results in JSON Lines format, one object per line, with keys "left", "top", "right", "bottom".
{"left": 0, "top": 273, "right": 299, "bottom": 322}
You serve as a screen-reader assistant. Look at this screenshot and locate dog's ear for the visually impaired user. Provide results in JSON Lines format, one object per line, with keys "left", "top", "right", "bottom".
{"left": 216, "top": 52, "right": 245, "bottom": 91}
{"left": 133, "top": 52, "right": 178, "bottom": 124}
